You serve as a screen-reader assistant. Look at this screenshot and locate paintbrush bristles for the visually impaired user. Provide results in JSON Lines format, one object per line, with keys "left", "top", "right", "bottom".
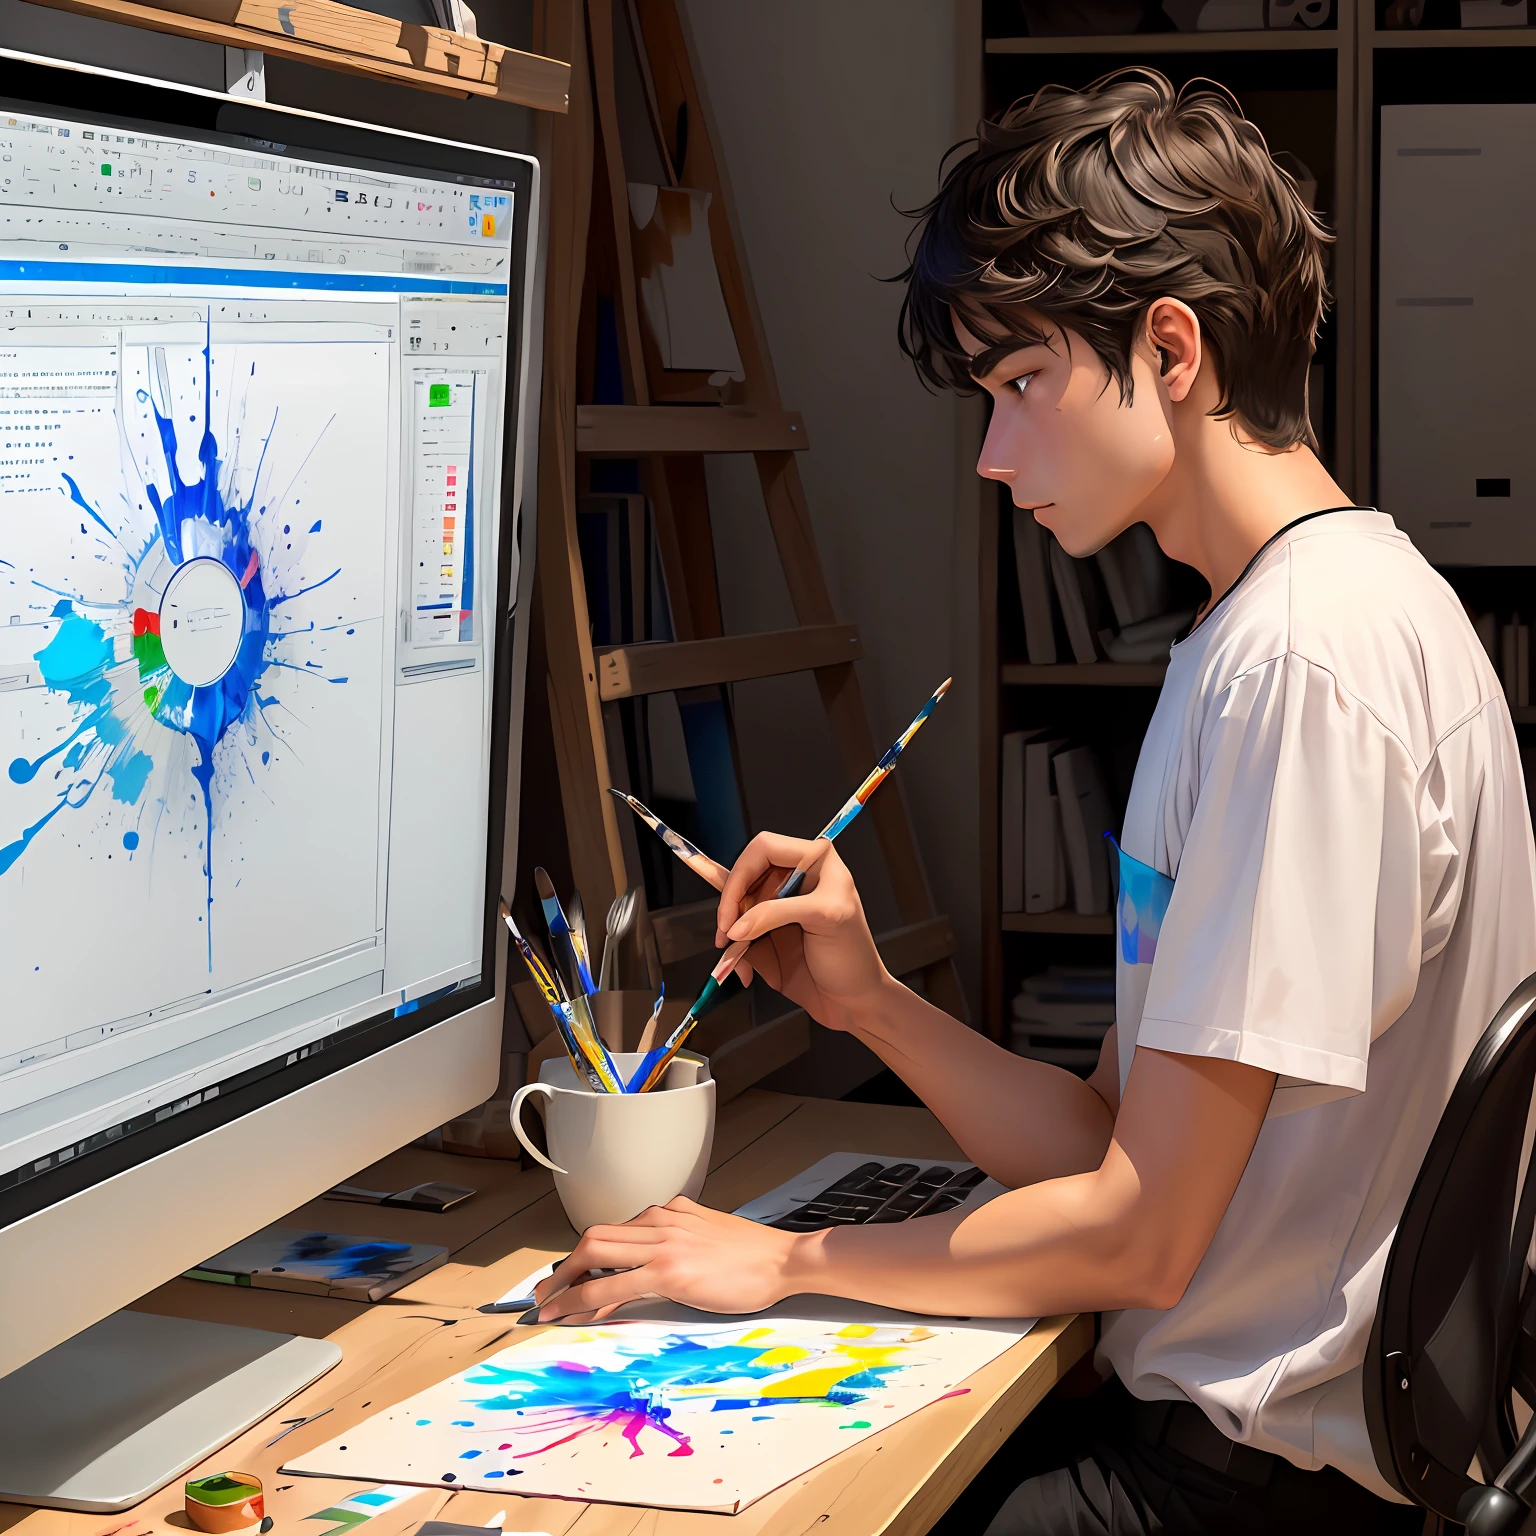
{"left": 533, "top": 867, "right": 557, "bottom": 902}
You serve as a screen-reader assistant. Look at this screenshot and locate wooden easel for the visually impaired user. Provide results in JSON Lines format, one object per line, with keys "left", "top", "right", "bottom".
{"left": 529, "top": 0, "right": 965, "bottom": 1060}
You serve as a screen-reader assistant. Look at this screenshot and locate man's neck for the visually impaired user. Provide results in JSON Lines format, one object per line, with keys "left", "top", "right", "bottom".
{"left": 1142, "top": 410, "right": 1353, "bottom": 603}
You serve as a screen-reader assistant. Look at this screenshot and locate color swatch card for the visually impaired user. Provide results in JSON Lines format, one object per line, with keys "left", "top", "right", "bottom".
{"left": 409, "top": 372, "right": 479, "bottom": 647}
{"left": 283, "top": 1312, "right": 1030, "bottom": 1513}
{"left": 188, "top": 1226, "right": 448, "bottom": 1302}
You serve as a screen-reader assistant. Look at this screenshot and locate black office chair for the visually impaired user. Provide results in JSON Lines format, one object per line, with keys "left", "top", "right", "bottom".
{"left": 1365, "top": 971, "right": 1536, "bottom": 1535}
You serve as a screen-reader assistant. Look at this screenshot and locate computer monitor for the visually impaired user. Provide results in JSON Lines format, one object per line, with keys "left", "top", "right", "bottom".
{"left": 0, "top": 48, "right": 538, "bottom": 1507}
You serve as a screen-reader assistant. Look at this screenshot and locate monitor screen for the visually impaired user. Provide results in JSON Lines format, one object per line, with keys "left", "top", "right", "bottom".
{"left": 0, "top": 67, "right": 531, "bottom": 1228}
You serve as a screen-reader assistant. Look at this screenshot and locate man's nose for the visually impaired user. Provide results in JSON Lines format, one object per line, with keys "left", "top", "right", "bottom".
{"left": 977, "top": 422, "right": 1017, "bottom": 483}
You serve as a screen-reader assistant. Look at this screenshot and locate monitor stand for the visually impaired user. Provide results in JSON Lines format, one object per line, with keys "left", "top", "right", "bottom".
{"left": 0, "top": 1310, "right": 342, "bottom": 1511}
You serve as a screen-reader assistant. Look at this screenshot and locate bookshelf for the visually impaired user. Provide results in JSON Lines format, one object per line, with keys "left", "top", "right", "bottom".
{"left": 975, "top": 0, "right": 1536, "bottom": 1047}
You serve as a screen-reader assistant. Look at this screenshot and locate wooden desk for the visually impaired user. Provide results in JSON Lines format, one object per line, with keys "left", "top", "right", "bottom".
{"left": 1, "top": 1094, "right": 1090, "bottom": 1536}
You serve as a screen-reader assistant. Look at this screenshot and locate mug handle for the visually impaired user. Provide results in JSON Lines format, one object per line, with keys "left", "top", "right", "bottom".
{"left": 509, "top": 1082, "right": 568, "bottom": 1174}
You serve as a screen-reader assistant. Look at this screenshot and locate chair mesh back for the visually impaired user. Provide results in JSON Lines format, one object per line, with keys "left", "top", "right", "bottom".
{"left": 1365, "top": 974, "right": 1536, "bottom": 1516}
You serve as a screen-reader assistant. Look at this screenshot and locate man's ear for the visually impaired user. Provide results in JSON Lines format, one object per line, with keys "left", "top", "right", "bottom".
{"left": 1144, "top": 298, "right": 1201, "bottom": 404}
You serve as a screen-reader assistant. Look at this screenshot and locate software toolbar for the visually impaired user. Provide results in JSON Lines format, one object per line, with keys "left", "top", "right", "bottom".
{"left": 0, "top": 111, "right": 514, "bottom": 268}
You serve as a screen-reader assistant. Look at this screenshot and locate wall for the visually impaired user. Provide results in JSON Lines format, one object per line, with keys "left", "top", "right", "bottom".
{"left": 680, "top": 2, "right": 986, "bottom": 1070}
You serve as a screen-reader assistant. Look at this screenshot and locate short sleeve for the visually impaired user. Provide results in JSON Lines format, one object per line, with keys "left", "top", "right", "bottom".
{"left": 1136, "top": 652, "right": 1424, "bottom": 1103}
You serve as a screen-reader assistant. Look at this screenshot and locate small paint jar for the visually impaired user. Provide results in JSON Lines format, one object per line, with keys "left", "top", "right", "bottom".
{"left": 185, "top": 1471, "right": 273, "bottom": 1534}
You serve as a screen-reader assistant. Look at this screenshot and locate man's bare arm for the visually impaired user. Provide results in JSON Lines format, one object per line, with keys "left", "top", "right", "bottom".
{"left": 835, "top": 975, "right": 1119, "bottom": 1188}
{"left": 535, "top": 1045, "right": 1275, "bottom": 1323}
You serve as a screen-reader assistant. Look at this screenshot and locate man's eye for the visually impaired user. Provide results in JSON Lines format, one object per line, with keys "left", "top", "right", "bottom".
{"left": 1004, "top": 374, "right": 1033, "bottom": 397}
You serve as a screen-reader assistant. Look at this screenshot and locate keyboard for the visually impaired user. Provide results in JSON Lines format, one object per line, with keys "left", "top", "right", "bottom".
{"left": 765, "top": 1159, "right": 991, "bottom": 1232}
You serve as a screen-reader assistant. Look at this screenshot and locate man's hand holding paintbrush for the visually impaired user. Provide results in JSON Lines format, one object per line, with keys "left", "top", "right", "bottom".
{"left": 608, "top": 790, "right": 882, "bottom": 1029}
{"left": 611, "top": 678, "right": 951, "bottom": 1078}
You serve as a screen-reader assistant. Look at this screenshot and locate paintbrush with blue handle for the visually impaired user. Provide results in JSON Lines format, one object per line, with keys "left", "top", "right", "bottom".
{"left": 532, "top": 869, "right": 625, "bottom": 1093}
{"left": 625, "top": 678, "right": 952, "bottom": 1093}
{"left": 501, "top": 904, "right": 611, "bottom": 1094}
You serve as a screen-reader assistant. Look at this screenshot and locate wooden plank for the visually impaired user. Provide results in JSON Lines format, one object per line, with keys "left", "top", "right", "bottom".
{"left": 19, "top": 0, "right": 571, "bottom": 108}
{"left": 1002, "top": 661, "right": 1167, "bottom": 686}
{"left": 652, "top": 895, "right": 720, "bottom": 964}
{"left": 595, "top": 623, "right": 862, "bottom": 699}
{"left": 709, "top": 1010, "right": 812, "bottom": 1104}
{"left": 577, "top": 404, "right": 808, "bottom": 453}
{"left": 1371, "top": 24, "right": 1536, "bottom": 42}
{"left": 584, "top": 0, "right": 651, "bottom": 405}
{"left": 532, "top": 0, "right": 629, "bottom": 913}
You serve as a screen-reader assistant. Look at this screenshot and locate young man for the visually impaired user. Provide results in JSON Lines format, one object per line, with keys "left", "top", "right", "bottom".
{"left": 534, "top": 70, "right": 1536, "bottom": 1533}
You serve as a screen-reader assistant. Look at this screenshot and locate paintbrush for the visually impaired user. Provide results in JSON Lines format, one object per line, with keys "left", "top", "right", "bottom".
{"left": 636, "top": 984, "right": 666, "bottom": 1053}
{"left": 568, "top": 890, "right": 592, "bottom": 987}
{"left": 626, "top": 678, "right": 953, "bottom": 1093}
{"left": 607, "top": 789, "right": 730, "bottom": 888}
{"left": 500, "top": 904, "right": 609, "bottom": 1094}
{"left": 532, "top": 869, "right": 625, "bottom": 1093}
{"left": 536, "top": 868, "right": 598, "bottom": 996}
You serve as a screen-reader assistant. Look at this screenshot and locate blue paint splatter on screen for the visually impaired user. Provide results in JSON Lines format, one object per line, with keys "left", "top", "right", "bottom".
{"left": 0, "top": 318, "right": 346, "bottom": 961}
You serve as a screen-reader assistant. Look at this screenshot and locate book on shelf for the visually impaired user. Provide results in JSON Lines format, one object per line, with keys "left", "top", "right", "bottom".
{"left": 1002, "top": 730, "right": 1027, "bottom": 913}
{"left": 1010, "top": 964, "right": 1113, "bottom": 1075}
{"left": 1012, "top": 507, "right": 1058, "bottom": 666}
{"left": 1025, "top": 735, "right": 1069, "bottom": 913}
{"left": 1095, "top": 522, "right": 1170, "bottom": 630}
{"left": 577, "top": 492, "right": 750, "bottom": 889}
{"left": 1015, "top": 521, "right": 1191, "bottom": 670}
{"left": 1002, "top": 728, "right": 1068, "bottom": 913}
{"left": 1053, "top": 744, "right": 1116, "bottom": 916}
{"left": 577, "top": 492, "right": 655, "bottom": 648}
{"left": 1480, "top": 611, "right": 1531, "bottom": 710}
{"left": 1049, "top": 537, "right": 1106, "bottom": 664}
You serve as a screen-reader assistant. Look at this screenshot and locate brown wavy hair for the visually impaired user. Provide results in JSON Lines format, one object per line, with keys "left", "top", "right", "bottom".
{"left": 898, "top": 68, "right": 1332, "bottom": 451}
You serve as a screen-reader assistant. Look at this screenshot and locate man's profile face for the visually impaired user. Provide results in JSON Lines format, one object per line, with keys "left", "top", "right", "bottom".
{"left": 956, "top": 308, "right": 1176, "bottom": 559}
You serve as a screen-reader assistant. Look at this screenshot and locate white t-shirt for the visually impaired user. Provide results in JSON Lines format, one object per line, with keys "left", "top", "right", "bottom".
{"left": 1096, "top": 509, "right": 1536, "bottom": 1500}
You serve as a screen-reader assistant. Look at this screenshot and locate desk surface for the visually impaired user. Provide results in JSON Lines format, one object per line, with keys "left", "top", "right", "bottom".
{"left": 2, "top": 1092, "right": 1090, "bottom": 1536}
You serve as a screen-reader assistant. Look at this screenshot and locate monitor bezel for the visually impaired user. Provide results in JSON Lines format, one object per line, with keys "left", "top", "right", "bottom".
{"left": 0, "top": 51, "right": 535, "bottom": 1234}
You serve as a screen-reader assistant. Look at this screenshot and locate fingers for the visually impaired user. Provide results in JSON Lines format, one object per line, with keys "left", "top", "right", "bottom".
{"left": 536, "top": 1267, "right": 655, "bottom": 1321}
{"left": 717, "top": 832, "right": 826, "bottom": 943}
{"left": 724, "top": 887, "right": 853, "bottom": 946}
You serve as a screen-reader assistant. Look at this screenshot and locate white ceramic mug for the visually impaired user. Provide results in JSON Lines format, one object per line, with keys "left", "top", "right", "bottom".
{"left": 510, "top": 1052, "right": 716, "bottom": 1231}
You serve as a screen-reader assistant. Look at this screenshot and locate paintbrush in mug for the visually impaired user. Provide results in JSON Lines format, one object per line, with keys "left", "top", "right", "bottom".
{"left": 627, "top": 678, "right": 953, "bottom": 1093}
{"left": 527, "top": 874, "right": 626, "bottom": 1094}
{"left": 568, "top": 889, "right": 594, "bottom": 988}
{"left": 535, "top": 867, "right": 598, "bottom": 996}
{"left": 501, "top": 905, "right": 610, "bottom": 1094}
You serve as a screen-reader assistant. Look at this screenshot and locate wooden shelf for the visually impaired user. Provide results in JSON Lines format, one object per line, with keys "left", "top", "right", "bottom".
{"left": 576, "top": 405, "right": 809, "bottom": 455}
{"left": 595, "top": 624, "right": 861, "bottom": 700}
{"left": 1368, "top": 25, "right": 1536, "bottom": 44}
{"left": 1002, "top": 661, "right": 1167, "bottom": 686}
{"left": 985, "top": 29, "right": 1340, "bottom": 53}
{"left": 1003, "top": 912, "right": 1115, "bottom": 935}
{"left": 21, "top": 0, "right": 570, "bottom": 107}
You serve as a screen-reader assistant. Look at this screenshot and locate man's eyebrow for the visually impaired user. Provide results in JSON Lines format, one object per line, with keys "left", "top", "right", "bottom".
{"left": 968, "top": 337, "right": 1053, "bottom": 382}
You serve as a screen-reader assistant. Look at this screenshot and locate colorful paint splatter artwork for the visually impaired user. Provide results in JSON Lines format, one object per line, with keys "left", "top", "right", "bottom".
{"left": 283, "top": 1317, "right": 1025, "bottom": 1514}
{"left": 2, "top": 322, "right": 345, "bottom": 956}
{"left": 3, "top": 322, "right": 390, "bottom": 1025}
